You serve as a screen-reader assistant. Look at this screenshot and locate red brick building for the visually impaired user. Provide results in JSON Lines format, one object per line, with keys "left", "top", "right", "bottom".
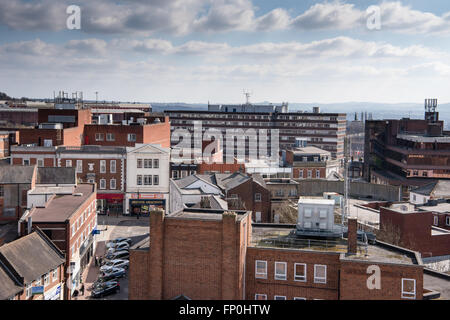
{"left": 83, "top": 115, "right": 170, "bottom": 148}
{"left": 56, "top": 145, "right": 127, "bottom": 213}
{"left": 129, "top": 208, "right": 431, "bottom": 300}
{"left": 19, "top": 183, "right": 97, "bottom": 299}
{"left": 380, "top": 205, "right": 450, "bottom": 258}
{"left": 285, "top": 146, "right": 341, "bottom": 179}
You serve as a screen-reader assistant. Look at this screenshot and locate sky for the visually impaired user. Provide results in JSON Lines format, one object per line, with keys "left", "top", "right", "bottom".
{"left": 1, "top": 0, "right": 450, "bottom": 104}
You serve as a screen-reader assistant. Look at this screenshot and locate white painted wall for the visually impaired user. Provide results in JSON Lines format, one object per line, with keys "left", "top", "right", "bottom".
{"left": 409, "top": 192, "right": 430, "bottom": 205}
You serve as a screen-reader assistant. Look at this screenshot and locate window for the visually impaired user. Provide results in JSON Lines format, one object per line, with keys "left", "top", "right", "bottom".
{"left": 172, "top": 171, "right": 179, "bottom": 179}
{"left": 314, "top": 265, "right": 327, "bottom": 284}
{"left": 153, "top": 159, "right": 159, "bottom": 168}
{"left": 110, "top": 160, "right": 116, "bottom": 173}
{"left": 71, "top": 225, "right": 75, "bottom": 237}
{"left": 275, "top": 262, "right": 287, "bottom": 280}
{"left": 137, "top": 159, "right": 143, "bottom": 168}
{"left": 144, "top": 159, "right": 152, "bottom": 168}
{"left": 100, "top": 179, "right": 106, "bottom": 189}
{"left": 106, "top": 133, "right": 115, "bottom": 141}
{"left": 0, "top": 186, "right": 3, "bottom": 197}
{"left": 43, "top": 139, "right": 53, "bottom": 147}
{"left": 255, "top": 193, "right": 262, "bottom": 202}
{"left": 153, "top": 175, "right": 159, "bottom": 185}
{"left": 35, "top": 277, "right": 42, "bottom": 286}
{"left": 26, "top": 284, "right": 32, "bottom": 298}
{"left": 446, "top": 216, "right": 450, "bottom": 226}
{"left": 44, "top": 273, "right": 50, "bottom": 286}
{"left": 23, "top": 159, "right": 30, "bottom": 165}
{"left": 144, "top": 175, "right": 152, "bottom": 185}
{"left": 65, "top": 160, "right": 72, "bottom": 168}
{"left": 100, "top": 160, "right": 106, "bottom": 173}
{"left": 37, "top": 159, "right": 44, "bottom": 167}
{"left": 299, "top": 170, "right": 304, "bottom": 178}
{"left": 110, "top": 179, "right": 116, "bottom": 190}
{"left": 137, "top": 175, "right": 142, "bottom": 185}
{"left": 52, "top": 268, "right": 58, "bottom": 280}
{"left": 402, "top": 278, "right": 416, "bottom": 299}
{"left": 255, "top": 294, "right": 267, "bottom": 300}
{"left": 294, "top": 297, "right": 306, "bottom": 300}
{"left": 316, "top": 170, "right": 320, "bottom": 178}
{"left": 128, "top": 133, "right": 136, "bottom": 142}
{"left": 433, "top": 216, "right": 439, "bottom": 226}
{"left": 294, "top": 263, "right": 307, "bottom": 282}
{"left": 307, "top": 170, "right": 312, "bottom": 178}
{"left": 274, "top": 296, "right": 286, "bottom": 300}
{"left": 76, "top": 160, "right": 83, "bottom": 173}
{"left": 255, "top": 260, "right": 267, "bottom": 279}
{"left": 304, "top": 208, "right": 312, "bottom": 218}
{"left": 95, "top": 133, "right": 104, "bottom": 141}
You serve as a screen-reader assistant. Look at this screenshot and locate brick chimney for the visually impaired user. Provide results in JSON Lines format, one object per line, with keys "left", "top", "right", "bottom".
{"left": 347, "top": 218, "right": 358, "bottom": 255}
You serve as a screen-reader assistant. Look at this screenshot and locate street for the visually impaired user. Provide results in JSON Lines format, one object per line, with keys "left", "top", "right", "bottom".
{"left": 77, "top": 215, "right": 149, "bottom": 300}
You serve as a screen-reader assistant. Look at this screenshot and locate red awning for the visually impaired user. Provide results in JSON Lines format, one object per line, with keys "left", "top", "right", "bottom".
{"left": 97, "top": 193, "right": 124, "bottom": 200}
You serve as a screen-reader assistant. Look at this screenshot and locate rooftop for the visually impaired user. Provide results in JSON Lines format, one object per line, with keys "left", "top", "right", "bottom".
{"left": 291, "top": 146, "right": 331, "bottom": 155}
{"left": 251, "top": 226, "right": 415, "bottom": 265}
{"left": 0, "top": 165, "right": 35, "bottom": 184}
{"left": 298, "top": 197, "right": 335, "bottom": 205}
{"left": 397, "top": 133, "right": 450, "bottom": 143}
{"left": 411, "top": 180, "right": 450, "bottom": 197}
{"left": 36, "top": 167, "right": 76, "bottom": 185}
{"left": 29, "top": 184, "right": 95, "bottom": 222}
{"left": 168, "top": 208, "right": 250, "bottom": 222}
{"left": 57, "top": 145, "right": 127, "bottom": 154}
{"left": 0, "top": 230, "right": 65, "bottom": 284}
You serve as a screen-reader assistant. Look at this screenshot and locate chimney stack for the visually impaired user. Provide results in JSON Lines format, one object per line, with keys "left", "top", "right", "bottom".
{"left": 347, "top": 218, "right": 358, "bottom": 255}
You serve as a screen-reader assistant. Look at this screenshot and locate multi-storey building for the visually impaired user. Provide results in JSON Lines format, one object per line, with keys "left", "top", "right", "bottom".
{"left": 285, "top": 145, "right": 341, "bottom": 179}
{"left": 166, "top": 104, "right": 346, "bottom": 161}
{"left": 125, "top": 144, "right": 170, "bottom": 215}
{"left": 0, "top": 229, "right": 65, "bottom": 300}
{"left": 19, "top": 183, "right": 97, "bottom": 299}
{"left": 56, "top": 145, "right": 127, "bottom": 213}
{"left": 364, "top": 100, "right": 450, "bottom": 198}
{"left": 129, "top": 208, "right": 439, "bottom": 300}
{"left": 83, "top": 115, "right": 170, "bottom": 148}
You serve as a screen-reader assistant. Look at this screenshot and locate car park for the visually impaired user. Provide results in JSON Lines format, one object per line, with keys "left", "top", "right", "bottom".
{"left": 91, "top": 282, "right": 120, "bottom": 298}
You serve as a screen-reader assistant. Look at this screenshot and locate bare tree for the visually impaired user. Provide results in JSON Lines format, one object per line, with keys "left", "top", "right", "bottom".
{"left": 274, "top": 200, "right": 297, "bottom": 224}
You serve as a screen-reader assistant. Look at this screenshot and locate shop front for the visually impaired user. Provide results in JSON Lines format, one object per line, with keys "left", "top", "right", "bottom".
{"left": 97, "top": 193, "right": 124, "bottom": 215}
{"left": 129, "top": 199, "right": 166, "bottom": 216}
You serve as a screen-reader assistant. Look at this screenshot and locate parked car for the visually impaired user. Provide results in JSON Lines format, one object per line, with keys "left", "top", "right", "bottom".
{"left": 106, "top": 241, "right": 130, "bottom": 251}
{"left": 100, "top": 259, "right": 129, "bottom": 272}
{"left": 96, "top": 273, "right": 121, "bottom": 283}
{"left": 110, "top": 237, "right": 132, "bottom": 245}
{"left": 101, "top": 267, "right": 126, "bottom": 278}
{"left": 91, "top": 282, "right": 120, "bottom": 298}
{"left": 105, "top": 250, "right": 129, "bottom": 261}
{"left": 343, "top": 230, "right": 376, "bottom": 244}
{"left": 91, "top": 280, "right": 118, "bottom": 291}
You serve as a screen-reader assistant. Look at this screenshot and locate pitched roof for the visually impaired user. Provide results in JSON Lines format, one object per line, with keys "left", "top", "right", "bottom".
{"left": 36, "top": 167, "right": 76, "bottom": 185}
{"left": 0, "top": 229, "right": 65, "bottom": 284}
{"left": 29, "top": 184, "right": 95, "bottom": 222}
{"left": 214, "top": 172, "right": 250, "bottom": 191}
{"left": 191, "top": 195, "right": 228, "bottom": 210}
{"left": 0, "top": 260, "right": 23, "bottom": 300}
{"left": 411, "top": 180, "right": 450, "bottom": 197}
{"left": 0, "top": 165, "right": 35, "bottom": 184}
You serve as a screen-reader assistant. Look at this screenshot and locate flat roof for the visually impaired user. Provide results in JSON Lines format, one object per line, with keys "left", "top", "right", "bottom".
{"left": 168, "top": 208, "right": 249, "bottom": 221}
{"left": 298, "top": 197, "right": 335, "bottom": 205}
{"left": 251, "top": 226, "right": 415, "bottom": 265}
{"left": 30, "top": 184, "right": 95, "bottom": 222}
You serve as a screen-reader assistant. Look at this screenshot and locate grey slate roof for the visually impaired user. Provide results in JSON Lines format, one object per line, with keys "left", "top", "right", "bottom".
{"left": 0, "top": 165, "right": 35, "bottom": 184}
{"left": 0, "top": 261, "right": 23, "bottom": 300}
{"left": 191, "top": 195, "right": 228, "bottom": 210}
{"left": 0, "top": 229, "right": 65, "bottom": 284}
{"left": 36, "top": 167, "right": 76, "bottom": 185}
{"left": 173, "top": 172, "right": 251, "bottom": 193}
{"left": 411, "top": 180, "right": 450, "bottom": 197}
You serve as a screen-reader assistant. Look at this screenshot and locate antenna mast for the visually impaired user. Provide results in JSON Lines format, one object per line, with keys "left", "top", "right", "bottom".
{"left": 243, "top": 90, "right": 251, "bottom": 105}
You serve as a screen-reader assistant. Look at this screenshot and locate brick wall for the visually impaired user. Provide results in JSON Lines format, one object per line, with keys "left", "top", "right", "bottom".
{"left": 128, "top": 249, "right": 150, "bottom": 299}
{"left": 245, "top": 247, "right": 341, "bottom": 300}
{"left": 339, "top": 260, "right": 423, "bottom": 300}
